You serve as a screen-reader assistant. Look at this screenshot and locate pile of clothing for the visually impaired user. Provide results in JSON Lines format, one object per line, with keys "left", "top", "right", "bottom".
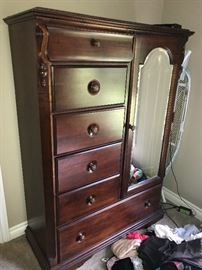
{"left": 107, "top": 224, "right": 202, "bottom": 270}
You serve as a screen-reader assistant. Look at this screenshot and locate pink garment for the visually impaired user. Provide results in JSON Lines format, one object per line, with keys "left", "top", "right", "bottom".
{"left": 126, "top": 231, "right": 149, "bottom": 241}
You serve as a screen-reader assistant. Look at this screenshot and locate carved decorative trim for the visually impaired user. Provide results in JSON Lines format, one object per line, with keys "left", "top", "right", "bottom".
{"left": 36, "top": 23, "right": 49, "bottom": 62}
{"left": 36, "top": 24, "right": 50, "bottom": 89}
{"left": 39, "top": 62, "right": 48, "bottom": 87}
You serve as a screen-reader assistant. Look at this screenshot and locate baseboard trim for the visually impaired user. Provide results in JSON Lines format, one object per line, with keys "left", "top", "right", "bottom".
{"left": 0, "top": 166, "right": 10, "bottom": 243}
{"left": 163, "top": 186, "right": 202, "bottom": 222}
{"left": 9, "top": 220, "right": 28, "bottom": 240}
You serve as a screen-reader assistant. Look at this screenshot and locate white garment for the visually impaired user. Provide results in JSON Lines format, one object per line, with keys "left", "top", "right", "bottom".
{"left": 174, "top": 224, "right": 200, "bottom": 241}
{"left": 154, "top": 224, "right": 202, "bottom": 244}
{"left": 131, "top": 256, "right": 144, "bottom": 270}
{"left": 154, "top": 224, "right": 183, "bottom": 244}
{"left": 186, "top": 231, "right": 202, "bottom": 241}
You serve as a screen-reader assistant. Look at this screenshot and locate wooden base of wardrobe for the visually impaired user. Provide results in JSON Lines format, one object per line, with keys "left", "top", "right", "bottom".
{"left": 26, "top": 209, "right": 163, "bottom": 270}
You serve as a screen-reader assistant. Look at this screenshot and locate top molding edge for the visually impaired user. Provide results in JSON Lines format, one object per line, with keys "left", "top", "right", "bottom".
{"left": 3, "top": 7, "right": 194, "bottom": 37}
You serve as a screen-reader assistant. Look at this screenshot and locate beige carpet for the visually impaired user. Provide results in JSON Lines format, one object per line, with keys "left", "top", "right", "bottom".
{"left": 0, "top": 235, "right": 40, "bottom": 270}
{"left": 0, "top": 209, "right": 201, "bottom": 270}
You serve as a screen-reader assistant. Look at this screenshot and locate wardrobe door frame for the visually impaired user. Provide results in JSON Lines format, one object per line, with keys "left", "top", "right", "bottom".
{"left": 121, "top": 32, "right": 189, "bottom": 198}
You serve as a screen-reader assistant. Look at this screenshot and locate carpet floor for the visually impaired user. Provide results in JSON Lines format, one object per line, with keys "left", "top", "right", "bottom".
{"left": 0, "top": 208, "right": 201, "bottom": 270}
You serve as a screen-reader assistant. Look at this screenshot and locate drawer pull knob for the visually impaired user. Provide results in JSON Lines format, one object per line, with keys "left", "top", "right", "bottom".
{"left": 76, "top": 232, "right": 86, "bottom": 243}
{"left": 88, "top": 80, "right": 100, "bottom": 95}
{"left": 87, "top": 124, "right": 99, "bottom": 137}
{"left": 86, "top": 195, "right": 96, "bottom": 205}
{"left": 87, "top": 161, "right": 97, "bottom": 173}
{"left": 144, "top": 200, "right": 151, "bottom": 208}
{"left": 91, "top": 39, "right": 101, "bottom": 47}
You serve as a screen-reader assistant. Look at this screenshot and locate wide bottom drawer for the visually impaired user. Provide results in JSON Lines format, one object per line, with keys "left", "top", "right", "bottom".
{"left": 58, "top": 184, "right": 162, "bottom": 262}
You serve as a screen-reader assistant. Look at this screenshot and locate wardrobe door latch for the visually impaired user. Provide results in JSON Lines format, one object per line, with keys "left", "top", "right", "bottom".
{"left": 129, "top": 124, "right": 135, "bottom": 131}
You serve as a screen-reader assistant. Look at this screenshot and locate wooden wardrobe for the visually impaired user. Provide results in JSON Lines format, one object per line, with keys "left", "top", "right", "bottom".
{"left": 4, "top": 7, "right": 193, "bottom": 270}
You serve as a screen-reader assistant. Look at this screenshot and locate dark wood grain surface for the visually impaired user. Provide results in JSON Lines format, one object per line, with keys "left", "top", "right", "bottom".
{"left": 54, "top": 108, "right": 125, "bottom": 155}
{"left": 7, "top": 20, "right": 57, "bottom": 262}
{"left": 56, "top": 143, "right": 122, "bottom": 193}
{"left": 58, "top": 184, "right": 161, "bottom": 262}
{"left": 53, "top": 66, "right": 127, "bottom": 111}
{"left": 47, "top": 27, "right": 133, "bottom": 62}
{"left": 57, "top": 175, "right": 120, "bottom": 225}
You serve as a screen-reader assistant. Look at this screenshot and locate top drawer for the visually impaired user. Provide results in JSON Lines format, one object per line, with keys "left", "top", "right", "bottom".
{"left": 47, "top": 26, "right": 133, "bottom": 62}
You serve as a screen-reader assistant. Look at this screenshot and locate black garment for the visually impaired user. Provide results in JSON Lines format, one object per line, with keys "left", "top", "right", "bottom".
{"left": 139, "top": 237, "right": 202, "bottom": 270}
{"left": 111, "top": 257, "right": 134, "bottom": 270}
{"left": 162, "top": 241, "right": 202, "bottom": 270}
{"left": 161, "top": 259, "right": 202, "bottom": 270}
{"left": 168, "top": 238, "right": 202, "bottom": 261}
{"left": 138, "top": 236, "right": 177, "bottom": 270}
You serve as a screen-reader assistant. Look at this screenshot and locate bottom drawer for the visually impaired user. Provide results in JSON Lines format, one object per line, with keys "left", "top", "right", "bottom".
{"left": 58, "top": 185, "right": 161, "bottom": 262}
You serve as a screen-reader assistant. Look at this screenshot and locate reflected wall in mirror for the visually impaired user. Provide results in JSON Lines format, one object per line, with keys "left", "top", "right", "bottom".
{"left": 129, "top": 48, "right": 173, "bottom": 189}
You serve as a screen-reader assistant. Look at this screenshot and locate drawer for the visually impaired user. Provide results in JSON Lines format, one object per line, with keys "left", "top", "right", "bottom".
{"left": 58, "top": 185, "right": 161, "bottom": 262}
{"left": 57, "top": 175, "right": 120, "bottom": 226}
{"left": 54, "top": 108, "right": 125, "bottom": 155}
{"left": 53, "top": 66, "right": 128, "bottom": 112}
{"left": 47, "top": 26, "right": 133, "bottom": 62}
{"left": 56, "top": 143, "right": 122, "bottom": 193}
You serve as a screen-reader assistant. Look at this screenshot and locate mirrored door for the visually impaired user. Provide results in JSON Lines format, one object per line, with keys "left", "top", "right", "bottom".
{"left": 128, "top": 48, "right": 173, "bottom": 191}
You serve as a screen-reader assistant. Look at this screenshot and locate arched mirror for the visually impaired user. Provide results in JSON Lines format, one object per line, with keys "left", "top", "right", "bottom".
{"left": 128, "top": 48, "right": 173, "bottom": 190}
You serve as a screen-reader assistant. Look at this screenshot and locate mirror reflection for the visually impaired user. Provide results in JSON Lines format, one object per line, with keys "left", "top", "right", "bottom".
{"left": 129, "top": 48, "right": 173, "bottom": 189}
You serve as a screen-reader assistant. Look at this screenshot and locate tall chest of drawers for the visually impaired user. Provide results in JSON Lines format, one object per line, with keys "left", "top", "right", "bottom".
{"left": 4, "top": 8, "right": 193, "bottom": 270}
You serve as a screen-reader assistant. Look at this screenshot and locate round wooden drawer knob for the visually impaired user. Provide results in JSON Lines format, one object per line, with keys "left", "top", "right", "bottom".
{"left": 86, "top": 195, "right": 96, "bottom": 206}
{"left": 88, "top": 80, "right": 100, "bottom": 95}
{"left": 144, "top": 200, "right": 151, "bottom": 208}
{"left": 90, "top": 38, "right": 101, "bottom": 47}
{"left": 76, "top": 232, "right": 86, "bottom": 243}
{"left": 87, "top": 123, "right": 99, "bottom": 137}
{"left": 87, "top": 161, "right": 97, "bottom": 173}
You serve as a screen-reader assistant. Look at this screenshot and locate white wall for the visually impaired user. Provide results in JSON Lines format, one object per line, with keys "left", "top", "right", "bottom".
{"left": 162, "top": 0, "right": 202, "bottom": 209}
{"left": 134, "top": 0, "right": 163, "bottom": 24}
